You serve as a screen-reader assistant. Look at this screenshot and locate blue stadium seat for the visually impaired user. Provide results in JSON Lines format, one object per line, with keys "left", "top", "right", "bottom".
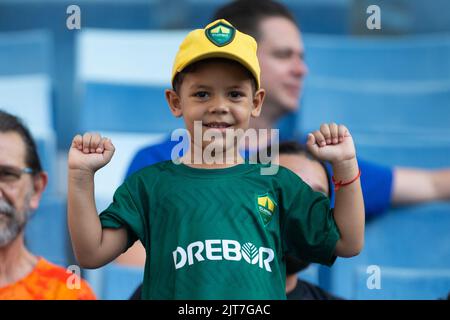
{"left": 0, "top": 30, "right": 57, "bottom": 193}
{"left": 326, "top": 202, "right": 450, "bottom": 298}
{"left": 353, "top": 266, "right": 450, "bottom": 300}
{"left": 406, "top": 0, "right": 450, "bottom": 34}
{"left": 352, "top": 0, "right": 450, "bottom": 35}
{"left": 76, "top": 29, "right": 188, "bottom": 86}
{"left": 298, "top": 78, "right": 450, "bottom": 134}
{"left": 185, "top": 0, "right": 229, "bottom": 28}
{"left": 80, "top": 82, "right": 182, "bottom": 134}
{"left": 0, "top": 29, "right": 52, "bottom": 76}
{"left": 298, "top": 263, "right": 320, "bottom": 286}
{"left": 285, "top": 0, "right": 351, "bottom": 34}
{"left": 303, "top": 34, "right": 450, "bottom": 81}
{"left": 97, "top": 264, "right": 144, "bottom": 300}
{"left": 0, "top": 1, "right": 166, "bottom": 149}
{"left": 25, "top": 195, "right": 71, "bottom": 267}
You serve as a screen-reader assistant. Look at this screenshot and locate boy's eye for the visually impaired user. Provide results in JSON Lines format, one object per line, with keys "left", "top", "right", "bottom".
{"left": 229, "top": 91, "right": 244, "bottom": 99}
{"left": 194, "top": 91, "right": 209, "bottom": 98}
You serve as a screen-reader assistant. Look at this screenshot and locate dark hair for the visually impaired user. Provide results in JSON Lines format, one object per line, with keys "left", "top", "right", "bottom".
{"left": 172, "top": 58, "right": 256, "bottom": 93}
{"left": 213, "top": 0, "right": 297, "bottom": 41}
{"left": 0, "top": 110, "right": 42, "bottom": 173}
{"left": 279, "top": 140, "right": 311, "bottom": 156}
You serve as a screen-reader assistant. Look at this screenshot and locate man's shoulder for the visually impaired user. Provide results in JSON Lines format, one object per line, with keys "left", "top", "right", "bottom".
{"left": 132, "top": 138, "right": 177, "bottom": 163}
{"left": 34, "top": 257, "right": 68, "bottom": 276}
{"left": 139, "top": 137, "right": 179, "bottom": 153}
{"left": 126, "top": 136, "right": 182, "bottom": 177}
{"left": 15, "top": 258, "right": 96, "bottom": 300}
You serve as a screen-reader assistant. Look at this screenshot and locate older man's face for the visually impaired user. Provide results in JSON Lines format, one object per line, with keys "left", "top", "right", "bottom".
{"left": 0, "top": 132, "right": 34, "bottom": 247}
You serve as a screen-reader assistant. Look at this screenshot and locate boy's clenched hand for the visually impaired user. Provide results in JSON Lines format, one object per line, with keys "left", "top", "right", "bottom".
{"left": 68, "top": 132, "right": 115, "bottom": 173}
{"left": 306, "top": 123, "right": 356, "bottom": 165}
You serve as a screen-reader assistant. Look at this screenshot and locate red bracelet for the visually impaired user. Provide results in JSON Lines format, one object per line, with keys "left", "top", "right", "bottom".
{"left": 331, "top": 169, "right": 361, "bottom": 191}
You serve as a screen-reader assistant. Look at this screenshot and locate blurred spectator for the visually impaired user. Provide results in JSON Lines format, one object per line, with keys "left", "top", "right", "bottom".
{"left": 0, "top": 110, "right": 95, "bottom": 300}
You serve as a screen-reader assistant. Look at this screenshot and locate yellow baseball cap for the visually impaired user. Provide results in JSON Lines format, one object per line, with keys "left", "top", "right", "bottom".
{"left": 171, "top": 19, "right": 260, "bottom": 89}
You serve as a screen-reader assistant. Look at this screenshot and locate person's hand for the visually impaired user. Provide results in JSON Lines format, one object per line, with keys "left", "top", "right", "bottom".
{"left": 68, "top": 132, "right": 115, "bottom": 174}
{"left": 306, "top": 123, "right": 356, "bottom": 165}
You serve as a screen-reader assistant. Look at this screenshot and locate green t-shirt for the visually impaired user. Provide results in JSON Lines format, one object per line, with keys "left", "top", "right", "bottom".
{"left": 99, "top": 161, "right": 339, "bottom": 300}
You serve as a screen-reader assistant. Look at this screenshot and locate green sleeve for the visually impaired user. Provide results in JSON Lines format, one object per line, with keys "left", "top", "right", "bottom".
{"left": 279, "top": 168, "right": 340, "bottom": 266}
{"left": 99, "top": 182, "right": 146, "bottom": 250}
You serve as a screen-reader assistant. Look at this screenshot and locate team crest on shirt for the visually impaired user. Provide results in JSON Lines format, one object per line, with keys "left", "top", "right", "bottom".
{"left": 256, "top": 193, "right": 277, "bottom": 226}
{"left": 205, "top": 21, "right": 236, "bottom": 47}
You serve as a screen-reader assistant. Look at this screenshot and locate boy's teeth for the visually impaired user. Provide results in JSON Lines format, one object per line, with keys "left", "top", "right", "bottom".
{"left": 206, "top": 123, "right": 229, "bottom": 128}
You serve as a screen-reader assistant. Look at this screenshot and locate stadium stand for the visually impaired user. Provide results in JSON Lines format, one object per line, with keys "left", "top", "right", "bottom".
{"left": 0, "top": 29, "right": 53, "bottom": 76}
{"left": 352, "top": 0, "right": 450, "bottom": 35}
{"left": 80, "top": 82, "right": 181, "bottom": 134}
{"left": 326, "top": 202, "right": 450, "bottom": 299}
{"left": 0, "top": 0, "right": 166, "bottom": 149}
{"left": 0, "top": 29, "right": 58, "bottom": 195}
{"left": 353, "top": 266, "right": 450, "bottom": 300}
{"left": 98, "top": 264, "right": 144, "bottom": 300}
{"left": 298, "top": 78, "right": 450, "bottom": 134}
{"left": 304, "top": 34, "right": 450, "bottom": 81}
{"left": 2, "top": 0, "right": 449, "bottom": 300}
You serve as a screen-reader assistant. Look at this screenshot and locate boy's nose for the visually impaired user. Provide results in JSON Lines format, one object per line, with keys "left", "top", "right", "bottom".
{"left": 208, "top": 98, "right": 230, "bottom": 114}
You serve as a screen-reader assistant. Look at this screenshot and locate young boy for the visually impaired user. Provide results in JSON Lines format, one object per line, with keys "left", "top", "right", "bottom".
{"left": 67, "top": 19, "right": 364, "bottom": 299}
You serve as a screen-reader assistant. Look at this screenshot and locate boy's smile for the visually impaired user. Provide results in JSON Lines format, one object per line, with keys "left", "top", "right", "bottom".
{"left": 203, "top": 122, "right": 233, "bottom": 131}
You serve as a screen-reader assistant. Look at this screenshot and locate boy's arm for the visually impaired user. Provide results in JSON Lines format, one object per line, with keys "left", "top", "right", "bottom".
{"left": 68, "top": 133, "right": 128, "bottom": 268}
{"left": 330, "top": 158, "right": 364, "bottom": 257}
{"left": 307, "top": 123, "right": 365, "bottom": 258}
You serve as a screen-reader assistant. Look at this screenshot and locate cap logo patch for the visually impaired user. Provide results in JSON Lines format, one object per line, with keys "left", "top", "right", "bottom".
{"left": 205, "top": 22, "right": 236, "bottom": 47}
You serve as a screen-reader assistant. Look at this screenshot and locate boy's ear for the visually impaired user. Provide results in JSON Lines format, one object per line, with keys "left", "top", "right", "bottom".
{"left": 251, "top": 88, "right": 265, "bottom": 117}
{"left": 165, "top": 89, "right": 183, "bottom": 117}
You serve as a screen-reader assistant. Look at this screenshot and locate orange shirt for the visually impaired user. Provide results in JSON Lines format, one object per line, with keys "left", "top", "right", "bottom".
{"left": 0, "top": 258, "right": 96, "bottom": 300}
